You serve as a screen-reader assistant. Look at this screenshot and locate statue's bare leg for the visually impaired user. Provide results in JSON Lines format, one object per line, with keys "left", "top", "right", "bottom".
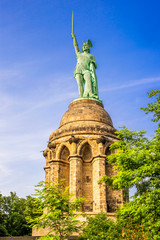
{"left": 75, "top": 74, "right": 84, "bottom": 97}
{"left": 83, "top": 72, "right": 93, "bottom": 97}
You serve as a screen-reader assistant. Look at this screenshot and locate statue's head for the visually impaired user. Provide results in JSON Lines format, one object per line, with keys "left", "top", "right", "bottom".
{"left": 82, "top": 40, "right": 93, "bottom": 53}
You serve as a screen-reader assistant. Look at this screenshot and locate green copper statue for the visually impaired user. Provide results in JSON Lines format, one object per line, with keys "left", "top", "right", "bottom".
{"left": 71, "top": 12, "right": 99, "bottom": 99}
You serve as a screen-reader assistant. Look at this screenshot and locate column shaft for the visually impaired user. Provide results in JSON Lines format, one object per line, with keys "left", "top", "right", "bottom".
{"left": 92, "top": 155, "right": 107, "bottom": 212}
{"left": 69, "top": 155, "right": 82, "bottom": 198}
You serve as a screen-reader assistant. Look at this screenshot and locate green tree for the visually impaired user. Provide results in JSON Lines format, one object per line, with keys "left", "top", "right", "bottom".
{"left": 0, "top": 192, "right": 29, "bottom": 236}
{"left": 31, "top": 181, "right": 84, "bottom": 240}
{"left": 100, "top": 90, "right": 160, "bottom": 239}
{"left": 0, "top": 192, "right": 42, "bottom": 236}
{"left": 25, "top": 195, "right": 43, "bottom": 226}
{"left": 81, "top": 212, "right": 121, "bottom": 240}
{"left": 0, "top": 193, "right": 9, "bottom": 236}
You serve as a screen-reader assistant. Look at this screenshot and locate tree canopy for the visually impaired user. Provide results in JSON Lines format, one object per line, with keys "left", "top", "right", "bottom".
{"left": 0, "top": 192, "right": 42, "bottom": 236}
{"left": 100, "top": 90, "right": 160, "bottom": 239}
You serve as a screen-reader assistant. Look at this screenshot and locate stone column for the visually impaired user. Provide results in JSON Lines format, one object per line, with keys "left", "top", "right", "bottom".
{"left": 49, "top": 160, "right": 59, "bottom": 184}
{"left": 92, "top": 154, "right": 107, "bottom": 212}
{"left": 47, "top": 143, "right": 58, "bottom": 184}
{"left": 43, "top": 148, "right": 51, "bottom": 182}
{"left": 69, "top": 135, "right": 79, "bottom": 155}
{"left": 44, "top": 166, "right": 51, "bottom": 182}
{"left": 69, "top": 155, "right": 82, "bottom": 198}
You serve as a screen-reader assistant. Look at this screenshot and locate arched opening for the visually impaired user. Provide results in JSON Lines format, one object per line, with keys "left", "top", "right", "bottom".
{"left": 60, "top": 146, "right": 70, "bottom": 160}
{"left": 59, "top": 146, "right": 70, "bottom": 188}
{"left": 82, "top": 143, "right": 92, "bottom": 161}
{"left": 81, "top": 143, "right": 93, "bottom": 212}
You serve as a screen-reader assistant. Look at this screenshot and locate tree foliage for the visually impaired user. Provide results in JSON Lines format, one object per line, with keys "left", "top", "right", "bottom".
{"left": 0, "top": 192, "right": 42, "bottom": 236}
{"left": 100, "top": 90, "right": 160, "bottom": 239}
{"left": 30, "top": 180, "right": 84, "bottom": 240}
{"left": 38, "top": 235, "right": 61, "bottom": 240}
{"left": 141, "top": 89, "right": 160, "bottom": 123}
{"left": 81, "top": 212, "right": 120, "bottom": 240}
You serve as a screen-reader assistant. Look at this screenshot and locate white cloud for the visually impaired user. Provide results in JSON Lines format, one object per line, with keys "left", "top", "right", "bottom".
{"left": 100, "top": 77, "right": 160, "bottom": 92}
{"left": 0, "top": 164, "right": 12, "bottom": 177}
{"left": 0, "top": 69, "right": 22, "bottom": 80}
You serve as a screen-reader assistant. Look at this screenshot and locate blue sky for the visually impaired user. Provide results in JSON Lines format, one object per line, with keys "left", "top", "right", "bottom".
{"left": 0, "top": 0, "right": 160, "bottom": 197}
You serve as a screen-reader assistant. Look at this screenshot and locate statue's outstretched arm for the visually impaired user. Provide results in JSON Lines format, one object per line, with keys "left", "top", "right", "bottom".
{"left": 71, "top": 33, "right": 80, "bottom": 55}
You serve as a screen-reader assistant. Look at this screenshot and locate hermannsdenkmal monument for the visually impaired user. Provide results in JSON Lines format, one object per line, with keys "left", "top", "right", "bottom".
{"left": 71, "top": 12, "right": 100, "bottom": 101}
{"left": 32, "top": 12, "right": 127, "bottom": 236}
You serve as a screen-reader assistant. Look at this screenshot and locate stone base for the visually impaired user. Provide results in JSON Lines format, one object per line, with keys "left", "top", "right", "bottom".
{"left": 72, "top": 97, "right": 102, "bottom": 104}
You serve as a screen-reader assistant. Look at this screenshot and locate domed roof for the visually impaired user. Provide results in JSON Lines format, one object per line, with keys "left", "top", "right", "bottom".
{"left": 49, "top": 99, "right": 116, "bottom": 141}
{"left": 60, "top": 99, "right": 113, "bottom": 127}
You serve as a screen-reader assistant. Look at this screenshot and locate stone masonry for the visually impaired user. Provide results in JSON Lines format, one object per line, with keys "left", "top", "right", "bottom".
{"left": 32, "top": 98, "right": 128, "bottom": 236}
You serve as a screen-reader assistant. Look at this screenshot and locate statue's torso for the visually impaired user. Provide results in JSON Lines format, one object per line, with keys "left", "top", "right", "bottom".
{"left": 74, "top": 52, "right": 95, "bottom": 75}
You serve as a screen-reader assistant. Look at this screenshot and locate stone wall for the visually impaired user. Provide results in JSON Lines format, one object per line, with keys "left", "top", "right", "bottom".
{"left": 0, "top": 237, "right": 78, "bottom": 240}
{"left": 0, "top": 237, "right": 39, "bottom": 240}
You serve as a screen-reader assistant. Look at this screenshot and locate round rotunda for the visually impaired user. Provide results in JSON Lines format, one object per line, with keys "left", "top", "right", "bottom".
{"left": 43, "top": 99, "right": 124, "bottom": 214}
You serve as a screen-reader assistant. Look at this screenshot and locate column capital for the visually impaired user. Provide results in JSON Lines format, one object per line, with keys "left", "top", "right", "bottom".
{"left": 68, "top": 154, "right": 82, "bottom": 161}
{"left": 49, "top": 159, "right": 69, "bottom": 165}
{"left": 93, "top": 154, "right": 106, "bottom": 159}
{"left": 96, "top": 136, "right": 107, "bottom": 144}
{"left": 44, "top": 166, "right": 50, "bottom": 170}
{"left": 69, "top": 135, "right": 79, "bottom": 144}
{"left": 43, "top": 148, "right": 49, "bottom": 157}
{"left": 48, "top": 142, "right": 56, "bottom": 149}
{"left": 92, "top": 154, "right": 106, "bottom": 164}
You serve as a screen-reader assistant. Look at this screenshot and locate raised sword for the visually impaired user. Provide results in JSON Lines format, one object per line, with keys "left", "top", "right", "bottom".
{"left": 72, "top": 11, "right": 74, "bottom": 38}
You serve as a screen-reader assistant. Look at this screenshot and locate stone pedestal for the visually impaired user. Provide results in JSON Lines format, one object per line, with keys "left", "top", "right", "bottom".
{"left": 32, "top": 99, "right": 126, "bottom": 236}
